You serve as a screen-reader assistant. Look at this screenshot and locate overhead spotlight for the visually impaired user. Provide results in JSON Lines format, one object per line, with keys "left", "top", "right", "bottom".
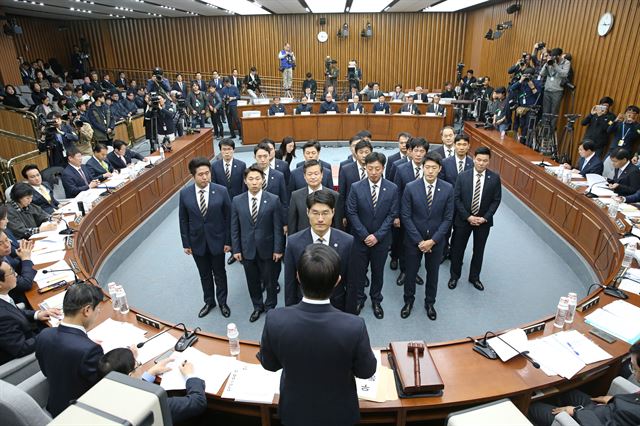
{"left": 361, "top": 22, "right": 373, "bottom": 38}
{"left": 337, "top": 22, "right": 349, "bottom": 38}
{"left": 497, "top": 20, "right": 513, "bottom": 31}
{"left": 506, "top": 3, "right": 521, "bottom": 14}
{"left": 484, "top": 29, "right": 493, "bottom": 40}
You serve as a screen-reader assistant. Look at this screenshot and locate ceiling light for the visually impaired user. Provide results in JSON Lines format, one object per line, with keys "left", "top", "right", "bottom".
{"left": 424, "top": 0, "right": 489, "bottom": 12}
{"left": 350, "top": 0, "right": 389, "bottom": 13}
{"left": 305, "top": 0, "right": 345, "bottom": 13}
{"left": 201, "top": 0, "right": 270, "bottom": 15}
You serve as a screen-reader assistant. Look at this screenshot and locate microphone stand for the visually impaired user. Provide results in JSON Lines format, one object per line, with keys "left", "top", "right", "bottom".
{"left": 137, "top": 322, "right": 199, "bottom": 353}
{"left": 56, "top": 215, "right": 75, "bottom": 235}
{"left": 41, "top": 267, "right": 84, "bottom": 285}
{"left": 486, "top": 331, "right": 540, "bottom": 369}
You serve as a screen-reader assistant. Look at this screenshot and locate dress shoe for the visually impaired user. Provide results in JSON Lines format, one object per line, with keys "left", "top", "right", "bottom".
{"left": 425, "top": 304, "right": 437, "bottom": 321}
{"left": 373, "top": 303, "right": 384, "bottom": 319}
{"left": 400, "top": 302, "right": 413, "bottom": 319}
{"left": 415, "top": 276, "right": 424, "bottom": 286}
{"left": 470, "top": 279, "right": 485, "bottom": 291}
{"left": 448, "top": 278, "right": 458, "bottom": 289}
{"left": 198, "top": 303, "right": 214, "bottom": 318}
{"left": 355, "top": 301, "right": 365, "bottom": 315}
{"left": 396, "top": 272, "right": 406, "bottom": 286}
{"left": 364, "top": 276, "right": 370, "bottom": 287}
{"left": 220, "top": 304, "right": 231, "bottom": 317}
{"left": 227, "top": 256, "right": 236, "bottom": 265}
{"left": 390, "top": 258, "right": 398, "bottom": 270}
{"left": 249, "top": 309, "right": 263, "bottom": 322}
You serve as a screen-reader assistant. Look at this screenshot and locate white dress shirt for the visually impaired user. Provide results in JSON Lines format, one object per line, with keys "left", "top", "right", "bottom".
{"left": 412, "top": 162, "right": 423, "bottom": 179}
{"left": 310, "top": 228, "right": 331, "bottom": 245}
{"left": 194, "top": 183, "right": 210, "bottom": 207}
{"left": 248, "top": 190, "right": 263, "bottom": 214}
{"left": 302, "top": 297, "right": 331, "bottom": 305}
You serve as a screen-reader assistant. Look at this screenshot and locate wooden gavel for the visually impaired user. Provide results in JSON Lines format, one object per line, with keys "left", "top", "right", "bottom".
{"left": 407, "top": 341, "right": 425, "bottom": 386}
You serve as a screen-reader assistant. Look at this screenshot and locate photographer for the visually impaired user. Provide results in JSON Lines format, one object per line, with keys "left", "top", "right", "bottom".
{"left": 206, "top": 85, "right": 224, "bottom": 139}
{"left": 540, "top": 47, "right": 571, "bottom": 130}
{"left": 221, "top": 77, "right": 242, "bottom": 139}
{"left": 170, "top": 91, "right": 187, "bottom": 138}
{"left": 507, "top": 51, "right": 534, "bottom": 84}
{"left": 39, "top": 111, "right": 79, "bottom": 167}
{"left": 146, "top": 67, "right": 171, "bottom": 99}
{"left": 244, "top": 67, "right": 262, "bottom": 98}
{"left": 186, "top": 82, "right": 207, "bottom": 129}
{"left": 158, "top": 96, "right": 176, "bottom": 151}
{"left": 69, "top": 109, "right": 93, "bottom": 156}
{"left": 531, "top": 42, "right": 547, "bottom": 74}
{"left": 324, "top": 57, "right": 339, "bottom": 91}
{"left": 509, "top": 67, "right": 542, "bottom": 145}
{"left": 581, "top": 97, "right": 616, "bottom": 158}
{"left": 486, "top": 87, "right": 510, "bottom": 133}
{"left": 459, "top": 69, "right": 477, "bottom": 100}
{"left": 347, "top": 59, "right": 362, "bottom": 91}
{"left": 278, "top": 43, "right": 296, "bottom": 93}
{"left": 87, "top": 92, "right": 115, "bottom": 146}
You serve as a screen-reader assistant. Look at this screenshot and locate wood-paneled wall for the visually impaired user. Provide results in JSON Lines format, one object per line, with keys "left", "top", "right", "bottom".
{"left": 463, "top": 0, "right": 640, "bottom": 158}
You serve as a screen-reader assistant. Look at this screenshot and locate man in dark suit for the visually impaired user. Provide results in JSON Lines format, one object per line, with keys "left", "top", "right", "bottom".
{"left": 191, "top": 72, "right": 207, "bottom": 93}
{"left": 372, "top": 94, "right": 391, "bottom": 114}
{"left": 221, "top": 77, "right": 242, "bottom": 138}
{"left": 562, "top": 139, "right": 604, "bottom": 177}
{"left": 448, "top": 147, "right": 502, "bottom": 291}
{"left": 212, "top": 138, "right": 247, "bottom": 200}
{"left": 346, "top": 152, "right": 399, "bottom": 319}
{"left": 35, "top": 283, "right": 104, "bottom": 417}
{"left": 289, "top": 163, "right": 333, "bottom": 193}
{"left": 209, "top": 70, "right": 224, "bottom": 91}
{"left": 21, "top": 164, "right": 59, "bottom": 214}
{"left": 295, "top": 140, "right": 332, "bottom": 171}
{"left": 107, "top": 139, "right": 146, "bottom": 171}
{"left": 229, "top": 68, "right": 242, "bottom": 90}
{"left": 413, "top": 86, "right": 429, "bottom": 103}
{"left": 386, "top": 133, "right": 411, "bottom": 271}
{"left": 284, "top": 190, "right": 355, "bottom": 313}
{"left": 319, "top": 93, "right": 340, "bottom": 114}
{"left": 289, "top": 160, "right": 342, "bottom": 234}
{"left": 401, "top": 154, "right": 454, "bottom": 320}
{"left": 528, "top": 341, "right": 640, "bottom": 425}
{"left": 432, "top": 126, "right": 457, "bottom": 160}
{"left": 347, "top": 95, "right": 365, "bottom": 114}
{"left": 399, "top": 96, "right": 421, "bottom": 115}
{"left": 61, "top": 149, "right": 100, "bottom": 198}
{"left": 86, "top": 143, "right": 115, "bottom": 181}
{"left": 608, "top": 148, "right": 640, "bottom": 196}
{"left": 260, "top": 243, "right": 377, "bottom": 426}
{"left": 171, "top": 73, "right": 188, "bottom": 97}
{"left": 262, "top": 139, "right": 291, "bottom": 187}
{"left": 231, "top": 165, "right": 284, "bottom": 322}
{"left": 426, "top": 94, "right": 446, "bottom": 116}
{"left": 268, "top": 96, "right": 286, "bottom": 116}
{"left": 339, "top": 139, "right": 373, "bottom": 221}
{"left": 0, "top": 231, "right": 36, "bottom": 305}
{"left": 386, "top": 132, "right": 411, "bottom": 178}
{"left": 179, "top": 157, "right": 232, "bottom": 318}
{"left": 0, "top": 260, "right": 59, "bottom": 365}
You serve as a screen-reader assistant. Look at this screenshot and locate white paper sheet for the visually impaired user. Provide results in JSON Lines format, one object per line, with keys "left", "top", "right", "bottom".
{"left": 551, "top": 330, "right": 612, "bottom": 365}
{"left": 487, "top": 328, "right": 529, "bottom": 362}
{"left": 160, "top": 348, "right": 237, "bottom": 395}
{"left": 221, "top": 362, "right": 281, "bottom": 404}
{"left": 30, "top": 249, "right": 66, "bottom": 265}
{"left": 619, "top": 279, "right": 640, "bottom": 295}
{"left": 34, "top": 260, "right": 75, "bottom": 288}
{"left": 136, "top": 332, "right": 178, "bottom": 365}
{"left": 87, "top": 318, "right": 148, "bottom": 354}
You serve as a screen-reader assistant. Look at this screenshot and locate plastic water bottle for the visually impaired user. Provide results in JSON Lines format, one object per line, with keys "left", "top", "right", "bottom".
{"left": 565, "top": 292, "right": 578, "bottom": 324}
{"left": 608, "top": 198, "right": 620, "bottom": 218}
{"left": 622, "top": 242, "right": 636, "bottom": 268}
{"left": 554, "top": 296, "right": 569, "bottom": 328}
{"left": 227, "top": 323, "right": 240, "bottom": 356}
{"left": 108, "top": 282, "right": 119, "bottom": 311}
{"left": 159, "top": 145, "right": 165, "bottom": 161}
{"left": 115, "top": 287, "right": 129, "bottom": 314}
{"left": 563, "top": 169, "right": 572, "bottom": 184}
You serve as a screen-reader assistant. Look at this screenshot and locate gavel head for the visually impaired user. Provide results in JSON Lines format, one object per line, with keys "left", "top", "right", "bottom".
{"left": 407, "top": 341, "right": 425, "bottom": 355}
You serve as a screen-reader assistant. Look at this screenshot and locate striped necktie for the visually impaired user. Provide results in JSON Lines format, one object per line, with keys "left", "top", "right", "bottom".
{"left": 251, "top": 197, "right": 258, "bottom": 223}
{"left": 315, "top": 237, "right": 325, "bottom": 244}
{"left": 415, "top": 167, "right": 420, "bottom": 180}
{"left": 199, "top": 189, "right": 207, "bottom": 216}
{"left": 458, "top": 160, "right": 464, "bottom": 174}
{"left": 262, "top": 176, "right": 267, "bottom": 190}
{"left": 471, "top": 173, "right": 482, "bottom": 215}
{"left": 371, "top": 184, "right": 378, "bottom": 209}
{"left": 225, "top": 162, "right": 231, "bottom": 183}
{"left": 426, "top": 184, "right": 433, "bottom": 209}
{"left": 360, "top": 167, "right": 366, "bottom": 180}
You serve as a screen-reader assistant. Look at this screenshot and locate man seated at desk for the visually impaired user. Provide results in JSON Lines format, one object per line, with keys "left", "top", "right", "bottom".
{"left": 107, "top": 139, "right": 146, "bottom": 171}
{"left": 86, "top": 143, "right": 115, "bottom": 181}
{"left": 347, "top": 95, "right": 364, "bottom": 114}
{"left": 303, "top": 87, "right": 315, "bottom": 102}
{"left": 62, "top": 148, "right": 100, "bottom": 198}
{"left": 21, "top": 164, "right": 59, "bottom": 215}
{"left": 608, "top": 148, "right": 640, "bottom": 196}
{"left": 319, "top": 93, "right": 340, "bottom": 114}
{"left": 372, "top": 94, "right": 390, "bottom": 114}
{"left": 426, "top": 94, "right": 446, "bottom": 116}
{"left": 294, "top": 96, "right": 313, "bottom": 114}
{"left": 562, "top": 139, "right": 603, "bottom": 177}
{"left": 399, "top": 95, "right": 421, "bottom": 115}
{"left": 268, "top": 96, "right": 286, "bottom": 116}
{"left": 413, "top": 86, "right": 429, "bottom": 103}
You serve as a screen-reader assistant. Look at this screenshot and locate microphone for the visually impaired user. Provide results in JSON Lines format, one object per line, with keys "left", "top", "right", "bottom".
{"left": 42, "top": 267, "right": 84, "bottom": 285}
{"left": 137, "top": 322, "right": 199, "bottom": 353}
{"left": 467, "top": 331, "right": 498, "bottom": 360}
{"left": 97, "top": 185, "right": 113, "bottom": 197}
{"left": 56, "top": 215, "right": 75, "bottom": 235}
{"left": 585, "top": 182, "right": 607, "bottom": 198}
{"left": 488, "top": 331, "right": 540, "bottom": 369}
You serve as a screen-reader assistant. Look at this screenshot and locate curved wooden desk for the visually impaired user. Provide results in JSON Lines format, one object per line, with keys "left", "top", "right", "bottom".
{"left": 25, "top": 125, "right": 634, "bottom": 426}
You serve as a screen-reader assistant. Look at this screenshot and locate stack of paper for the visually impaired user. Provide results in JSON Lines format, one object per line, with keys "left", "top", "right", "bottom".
{"left": 527, "top": 337, "right": 585, "bottom": 379}
{"left": 160, "top": 347, "right": 237, "bottom": 395}
{"left": 619, "top": 278, "right": 640, "bottom": 295}
{"left": 136, "top": 332, "right": 178, "bottom": 364}
{"left": 356, "top": 350, "right": 398, "bottom": 403}
{"left": 29, "top": 221, "right": 71, "bottom": 241}
{"left": 34, "top": 260, "right": 76, "bottom": 288}
{"left": 488, "top": 328, "right": 529, "bottom": 362}
{"left": 88, "top": 318, "right": 149, "bottom": 354}
{"left": 585, "top": 300, "right": 640, "bottom": 344}
{"left": 38, "top": 290, "right": 66, "bottom": 326}
{"left": 222, "top": 362, "right": 281, "bottom": 404}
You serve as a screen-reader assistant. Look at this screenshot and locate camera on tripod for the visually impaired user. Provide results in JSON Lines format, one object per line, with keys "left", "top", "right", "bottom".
{"left": 150, "top": 92, "right": 161, "bottom": 109}
{"left": 176, "top": 97, "right": 186, "bottom": 109}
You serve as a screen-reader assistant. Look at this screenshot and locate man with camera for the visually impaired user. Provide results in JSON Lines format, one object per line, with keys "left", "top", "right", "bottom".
{"left": 509, "top": 67, "right": 542, "bottom": 145}
{"left": 485, "top": 87, "right": 509, "bottom": 133}
{"left": 540, "top": 47, "right": 571, "bottom": 130}
{"left": 325, "top": 57, "right": 339, "bottom": 92}
{"left": 39, "top": 111, "right": 79, "bottom": 168}
{"left": 347, "top": 59, "right": 362, "bottom": 91}
{"left": 278, "top": 43, "right": 296, "bottom": 95}
{"left": 221, "top": 77, "right": 242, "bottom": 139}
{"left": 459, "top": 69, "right": 477, "bottom": 100}
{"left": 581, "top": 97, "right": 616, "bottom": 158}
{"left": 146, "top": 67, "right": 171, "bottom": 99}
{"left": 186, "top": 82, "right": 207, "bottom": 129}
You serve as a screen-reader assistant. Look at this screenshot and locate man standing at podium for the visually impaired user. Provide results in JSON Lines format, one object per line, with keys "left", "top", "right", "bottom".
{"left": 179, "top": 157, "right": 232, "bottom": 318}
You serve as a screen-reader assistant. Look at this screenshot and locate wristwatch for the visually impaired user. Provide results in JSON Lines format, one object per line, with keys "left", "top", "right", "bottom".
{"left": 573, "top": 405, "right": 584, "bottom": 417}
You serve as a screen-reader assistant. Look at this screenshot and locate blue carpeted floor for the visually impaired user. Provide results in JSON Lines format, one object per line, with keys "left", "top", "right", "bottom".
{"left": 99, "top": 146, "right": 592, "bottom": 347}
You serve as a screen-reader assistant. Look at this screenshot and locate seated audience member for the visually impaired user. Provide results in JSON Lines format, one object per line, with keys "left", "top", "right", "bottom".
{"left": 528, "top": 342, "right": 640, "bottom": 426}
{"left": 319, "top": 93, "right": 339, "bottom": 114}
{"left": 361, "top": 82, "right": 382, "bottom": 101}
{"left": 6, "top": 183, "right": 57, "bottom": 240}
{"left": 608, "top": 149, "right": 640, "bottom": 196}
{"left": 294, "top": 96, "right": 313, "bottom": 114}
{"left": 413, "top": 86, "right": 428, "bottom": 102}
{"left": 372, "top": 94, "right": 390, "bottom": 114}
{"left": 343, "top": 85, "right": 360, "bottom": 102}
{"left": 302, "top": 72, "right": 317, "bottom": 99}
{"left": 260, "top": 243, "right": 377, "bottom": 426}
{"left": 0, "top": 205, "right": 18, "bottom": 253}
{"left": 268, "top": 96, "right": 286, "bottom": 116}
{"left": 562, "top": 140, "right": 604, "bottom": 177}
{"left": 86, "top": 143, "right": 115, "bottom": 181}
{"left": 2, "top": 85, "right": 26, "bottom": 109}
{"left": 62, "top": 148, "right": 99, "bottom": 198}
{"left": 399, "top": 95, "right": 421, "bottom": 115}
{"left": 426, "top": 94, "right": 446, "bottom": 116}
{"left": 97, "top": 348, "right": 207, "bottom": 424}
{"left": 107, "top": 139, "right": 145, "bottom": 171}
{"left": 0, "top": 260, "right": 60, "bottom": 365}
{"left": 347, "top": 95, "right": 364, "bottom": 114}
{"left": 441, "top": 81, "right": 456, "bottom": 98}
{"left": 21, "top": 164, "right": 59, "bottom": 214}
{"left": 390, "top": 84, "right": 405, "bottom": 101}
{"left": 36, "top": 283, "right": 104, "bottom": 417}
{"left": 121, "top": 90, "right": 138, "bottom": 116}
{"left": 606, "top": 105, "right": 640, "bottom": 158}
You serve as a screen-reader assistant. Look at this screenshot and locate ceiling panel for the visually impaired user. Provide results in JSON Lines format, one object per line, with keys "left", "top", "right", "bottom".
{"left": 387, "top": 1, "right": 438, "bottom": 12}
{"left": 259, "top": 0, "right": 306, "bottom": 14}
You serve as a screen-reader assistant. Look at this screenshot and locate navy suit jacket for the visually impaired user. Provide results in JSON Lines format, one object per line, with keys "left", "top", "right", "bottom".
{"left": 0, "top": 299, "right": 37, "bottom": 365}
{"left": 402, "top": 179, "right": 454, "bottom": 247}
{"left": 288, "top": 187, "right": 343, "bottom": 234}
{"left": 85, "top": 156, "right": 114, "bottom": 181}
{"left": 168, "top": 377, "right": 207, "bottom": 423}
{"left": 399, "top": 103, "right": 421, "bottom": 114}
{"left": 171, "top": 81, "right": 188, "bottom": 96}
{"left": 231, "top": 192, "right": 284, "bottom": 260}
{"left": 36, "top": 325, "right": 104, "bottom": 417}
{"left": 371, "top": 102, "right": 390, "bottom": 114}
{"left": 284, "top": 228, "right": 355, "bottom": 312}
{"left": 30, "top": 182, "right": 59, "bottom": 214}
{"left": 264, "top": 169, "right": 289, "bottom": 224}
{"left": 394, "top": 161, "right": 422, "bottom": 198}
{"left": 387, "top": 155, "right": 409, "bottom": 183}
{"left": 259, "top": 302, "right": 377, "bottom": 426}
{"left": 107, "top": 150, "right": 144, "bottom": 171}
{"left": 61, "top": 164, "right": 93, "bottom": 198}
{"left": 288, "top": 166, "right": 334, "bottom": 193}
{"left": 453, "top": 169, "right": 502, "bottom": 227}
{"left": 432, "top": 145, "right": 455, "bottom": 160}
{"left": 347, "top": 103, "right": 364, "bottom": 113}
{"left": 576, "top": 155, "right": 604, "bottom": 177}
{"left": 338, "top": 162, "right": 364, "bottom": 210}
{"left": 346, "top": 178, "right": 399, "bottom": 245}
{"left": 296, "top": 159, "right": 332, "bottom": 171}
{"left": 439, "top": 155, "right": 474, "bottom": 185}
{"left": 613, "top": 164, "right": 640, "bottom": 196}
{"left": 211, "top": 158, "right": 247, "bottom": 199}
{"left": 273, "top": 159, "right": 291, "bottom": 186}
{"left": 178, "top": 183, "right": 232, "bottom": 256}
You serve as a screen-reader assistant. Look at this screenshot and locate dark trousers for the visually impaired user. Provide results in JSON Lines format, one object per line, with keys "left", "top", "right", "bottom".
{"left": 226, "top": 105, "right": 242, "bottom": 137}
{"left": 242, "top": 257, "right": 276, "bottom": 310}
{"left": 449, "top": 222, "right": 491, "bottom": 281}
{"left": 528, "top": 389, "right": 593, "bottom": 426}
{"left": 543, "top": 90, "right": 563, "bottom": 130}
{"left": 404, "top": 243, "right": 444, "bottom": 305}
{"left": 210, "top": 112, "right": 223, "bottom": 137}
{"left": 353, "top": 240, "right": 389, "bottom": 304}
{"left": 192, "top": 252, "right": 227, "bottom": 305}
{"left": 390, "top": 226, "right": 401, "bottom": 261}
{"left": 191, "top": 113, "right": 205, "bottom": 128}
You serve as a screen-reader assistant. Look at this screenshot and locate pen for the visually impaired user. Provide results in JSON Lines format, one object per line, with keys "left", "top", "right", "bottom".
{"left": 566, "top": 342, "right": 580, "bottom": 356}
{"left": 181, "top": 360, "right": 187, "bottom": 367}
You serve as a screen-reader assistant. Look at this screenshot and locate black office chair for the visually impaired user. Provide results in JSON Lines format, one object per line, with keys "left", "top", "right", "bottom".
{"left": 40, "top": 166, "right": 64, "bottom": 189}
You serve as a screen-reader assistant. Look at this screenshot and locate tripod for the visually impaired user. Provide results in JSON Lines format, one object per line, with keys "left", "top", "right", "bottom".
{"left": 557, "top": 114, "right": 581, "bottom": 165}
{"left": 535, "top": 113, "right": 558, "bottom": 159}
{"left": 520, "top": 105, "right": 541, "bottom": 148}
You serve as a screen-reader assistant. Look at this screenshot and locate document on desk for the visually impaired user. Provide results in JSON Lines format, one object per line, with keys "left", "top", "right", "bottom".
{"left": 160, "top": 348, "right": 237, "bottom": 395}
{"left": 589, "top": 185, "right": 616, "bottom": 197}
{"left": 33, "top": 239, "right": 65, "bottom": 255}
{"left": 356, "top": 350, "right": 399, "bottom": 402}
{"left": 87, "top": 318, "right": 149, "bottom": 354}
{"left": 619, "top": 278, "right": 640, "bottom": 295}
{"left": 29, "top": 221, "right": 70, "bottom": 240}
{"left": 487, "top": 328, "right": 529, "bottom": 362}
{"left": 136, "top": 332, "right": 178, "bottom": 365}
{"left": 34, "top": 259, "right": 75, "bottom": 288}
{"left": 550, "top": 330, "right": 612, "bottom": 365}
{"left": 585, "top": 300, "right": 640, "bottom": 344}
{"left": 39, "top": 290, "right": 66, "bottom": 326}
{"left": 527, "top": 337, "right": 585, "bottom": 379}
{"left": 221, "top": 361, "right": 281, "bottom": 404}
{"left": 30, "top": 248, "right": 67, "bottom": 265}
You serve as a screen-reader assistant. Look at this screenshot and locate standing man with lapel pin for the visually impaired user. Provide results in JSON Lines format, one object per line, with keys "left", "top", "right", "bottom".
{"left": 346, "top": 152, "right": 399, "bottom": 319}
{"left": 285, "top": 190, "right": 356, "bottom": 313}
{"left": 231, "top": 165, "right": 284, "bottom": 322}
{"left": 179, "top": 157, "right": 232, "bottom": 318}
{"left": 401, "top": 153, "right": 454, "bottom": 320}
{"left": 448, "top": 146, "right": 502, "bottom": 292}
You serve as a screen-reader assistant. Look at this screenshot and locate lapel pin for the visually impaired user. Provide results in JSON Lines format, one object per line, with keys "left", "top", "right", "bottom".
{"left": 333, "top": 243, "right": 338, "bottom": 248}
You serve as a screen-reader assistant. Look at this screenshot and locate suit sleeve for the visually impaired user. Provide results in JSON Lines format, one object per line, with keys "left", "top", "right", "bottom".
{"left": 259, "top": 313, "right": 282, "bottom": 372}
{"left": 14, "top": 259, "right": 35, "bottom": 293}
{"left": 278, "top": 178, "right": 289, "bottom": 226}
{"left": 332, "top": 193, "right": 344, "bottom": 230}
{"left": 167, "top": 377, "right": 207, "bottom": 424}
{"left": 288, "top": 193, "right": 299, "bottom": 235}
{"left": 284, "top": 240, "right": 299, "bottom": 306}
{"left": 325, "top": 170, "right": 334, "bottom": 189}
{"left": 433, "top": 188, "right": 454, "bottom": 244}
{"left": 483, "top": 176, "right": 502, "bottom": 222}
{"left": 178, "top": 190, "right": 191, "bottom": 249}
{"left": 0, "top": 311, "right": 36, "bottom": 359}
{"left": 401, "top": 188, "right": 422, "bottom": 245}
{"left": 230, "top": 200, "right": 241, "bottom": 255}
{"left": 346, "top": 187, "right": 369, "bottom": 242}
{"left": 373, "top": 185, "right": 399, "bottom": 242}
{"left": 222, "top": 190, "right": 232, "bottom": 246}
{"left": 454, "top": 177, "right": 471, "bottom": 220}
{"left": 273, "top": 200, "right": 284, "bottom": 253}
{"left": 352, "top": 320, "right": 377, "bottom": 379}
{"left": 80, "top": 344, "right": 104, "bottom": 386}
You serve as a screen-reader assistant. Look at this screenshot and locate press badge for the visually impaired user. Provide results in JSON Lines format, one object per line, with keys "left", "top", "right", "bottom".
{"left": 619, "top": 140, "right": 625, "bottom": 146}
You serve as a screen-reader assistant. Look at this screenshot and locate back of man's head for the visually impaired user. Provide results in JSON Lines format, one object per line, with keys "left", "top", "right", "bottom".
{"left": 63, "top": 283, "right": 104, "bottom": 317}
{"left": 98, "top": 348, "right": 135, "bottom": 379}
{"left": 298, "top": 244, "right": 341, "bottom": 300}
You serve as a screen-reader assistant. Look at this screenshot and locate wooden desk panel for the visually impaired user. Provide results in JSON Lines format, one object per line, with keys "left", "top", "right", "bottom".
{"left": 266, "top": 116, "right": 294, "bottom": 142}
{"left": 291, "top": 115, "right": 318, "bottom": 141}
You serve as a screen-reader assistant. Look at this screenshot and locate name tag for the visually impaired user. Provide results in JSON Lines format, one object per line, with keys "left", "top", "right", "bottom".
{"left": 375, "top": 110, "right": 386, "bottom": 115}
{"left": 425, "top": 112, "right": 436, "bottom": 117}
{"left": 400, "top": 111, "right": 411, "bottom": 115}
{"left": 327, "top": 111, "right": 337, "bottom": 115}
{"left": 618, "top": 139, "right": 625, "bottom": 146}
{"left": 350, "top": 110, "right": 360, "bottom": 114}
{"left": 275, "top": 112, "right": 285, "bottom": 116}
{"left": 301, "top": 111, "right": 311, "bottom": 116}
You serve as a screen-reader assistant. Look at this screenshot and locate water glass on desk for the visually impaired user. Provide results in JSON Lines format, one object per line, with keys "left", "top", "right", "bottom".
{"left": 608, "top": 198, "right": 620, "bottom": 218}
{"left": 622, "top": 242, "right": 637, "bottom": 268}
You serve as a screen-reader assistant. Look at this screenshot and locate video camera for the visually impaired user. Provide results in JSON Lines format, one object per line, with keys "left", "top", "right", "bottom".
{"left": 456, "top": 63, "right": 465, "bottom": 82}
{"left": 149, "top": 92, "right": 161, "bottom": 109}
